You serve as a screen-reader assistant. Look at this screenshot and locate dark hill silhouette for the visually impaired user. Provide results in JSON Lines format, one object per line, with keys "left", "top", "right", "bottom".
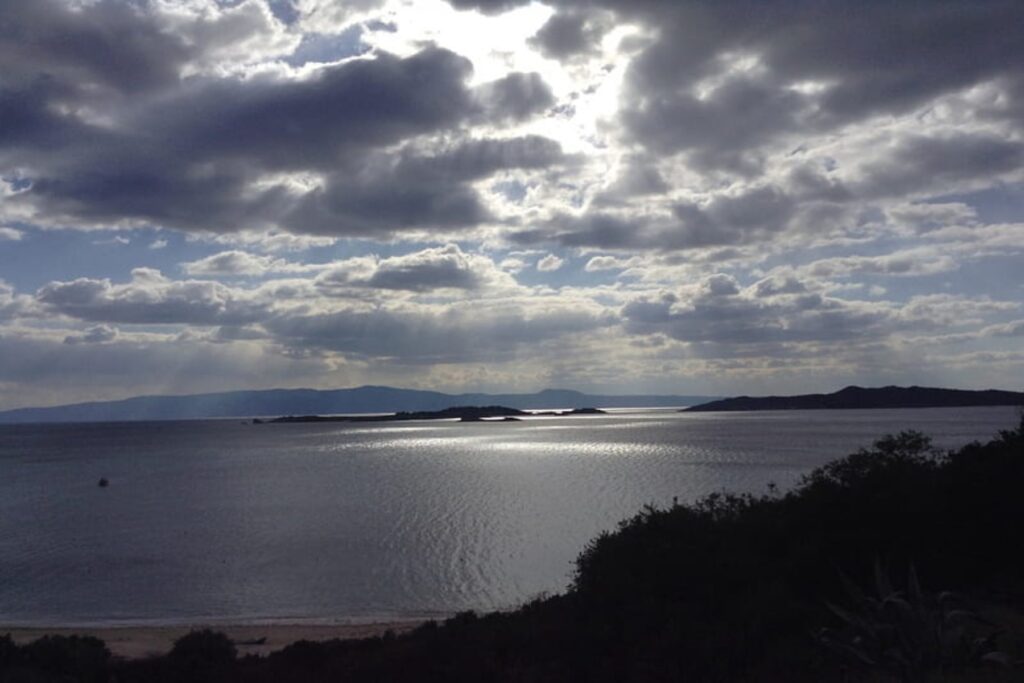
{"left": 683, "top": 384, "right": 1024, "bottom": 412}
{"left": 261, "top": 406, "right": 607, "bottom": 424}
{"left": 263, "top": 405, "right": 529, "bottom": 423}
{"left": 0, "top": 387, "right": 715, "bottom": 424}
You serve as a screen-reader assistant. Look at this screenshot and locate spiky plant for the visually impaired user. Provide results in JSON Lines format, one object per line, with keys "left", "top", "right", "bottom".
{"left": 817, "top": 561, "right": 1012, "bottom": 682}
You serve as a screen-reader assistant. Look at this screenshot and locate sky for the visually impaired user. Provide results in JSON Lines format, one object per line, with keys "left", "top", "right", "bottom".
{"left": 1, "top": 0, "right": 1023, "bottom": 409}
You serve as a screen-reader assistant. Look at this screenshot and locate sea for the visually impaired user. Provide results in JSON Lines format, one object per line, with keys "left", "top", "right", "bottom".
{"left": 0, "top": 406, "right": 1018, "bottom": 627}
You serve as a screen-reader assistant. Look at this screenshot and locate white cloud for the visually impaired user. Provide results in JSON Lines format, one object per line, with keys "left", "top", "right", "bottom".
{"left": 499, "top": 257, "right": 528, "bottom": 273}
{"left": 64, "top": 324, "right": 119, "bottom": 345}
{"left": 536, "top": 253, "right": 564, "bottom": 272}
{"left": 316, "top": 244, "right": 516, "bottom": 293}
{"left": 93, "top": 236, "right": 131, "bottom": 246}
{"left": 804, "top": 249, "right": 959, "bottom": 279}
{"left": 181, "top": 250, "right": 320, "bottom": 276}
{"left": 982, "top": 319, "right": 1024, "bottom": 338}
{"left": 189, "top": 230, "right": 337, "bottom": 253}
{"left": 583, "top": 255, "right": 646, "bottom": 273}
{"left": 36, "top": 269, "right": 270, "bottom": 326}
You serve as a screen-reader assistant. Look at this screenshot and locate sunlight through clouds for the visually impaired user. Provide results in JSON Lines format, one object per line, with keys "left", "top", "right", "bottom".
{"left": 1, "top": 0, "right": 1023, "bottom": 407}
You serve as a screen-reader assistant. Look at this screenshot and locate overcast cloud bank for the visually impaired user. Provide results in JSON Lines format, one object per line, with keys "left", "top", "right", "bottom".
{"left": 1, "top": 0, "right": 1022, "bottom": 408}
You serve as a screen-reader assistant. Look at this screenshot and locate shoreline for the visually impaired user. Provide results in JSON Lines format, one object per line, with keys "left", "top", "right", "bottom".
{"left": 2, "top": 619, "right": 431, "bottom": 659}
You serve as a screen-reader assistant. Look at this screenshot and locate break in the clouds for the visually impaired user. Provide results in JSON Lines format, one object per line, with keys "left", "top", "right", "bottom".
{"left": 1, "top": 0, "right": 1023, "bottom": 408}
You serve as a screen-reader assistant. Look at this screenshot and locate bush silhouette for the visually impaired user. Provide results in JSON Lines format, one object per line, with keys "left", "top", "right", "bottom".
{"left": 566, "top": 419, "right": 1024, "bottom": 680}
{"left": 169, "top": 629, "right": 237, "bottom": 669}
{"left": 817, "top": 562, "right": 1011, "bottom": 682}
{"left": 20, "top": 635, "right": 110, "bottom": 682}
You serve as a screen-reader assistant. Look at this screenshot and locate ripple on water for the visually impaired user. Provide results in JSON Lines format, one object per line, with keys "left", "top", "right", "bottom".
{"left": 0, "top": 406, "right": 1017, "bottom": 624}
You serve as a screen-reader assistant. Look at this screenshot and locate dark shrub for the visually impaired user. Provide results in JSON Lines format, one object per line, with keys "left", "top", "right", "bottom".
{"left": 817, "top": 562, "right": 1011, "bottom": 683}
{"left": 21, "top": 635, "right": 110, "bottom": 682}
{"left": 0, "top": 634, "right": 18, "bottom": 668}
{"left": 168, "top": 629, "right": 236, "bottom": 669}
{"left": 565, "top": 419, "right": 1024, "bottom": 680}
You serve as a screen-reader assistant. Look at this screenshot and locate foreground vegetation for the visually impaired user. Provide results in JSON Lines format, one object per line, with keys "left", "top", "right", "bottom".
{"left": 3, "top": 418, "right": 1023, "bottom": 682}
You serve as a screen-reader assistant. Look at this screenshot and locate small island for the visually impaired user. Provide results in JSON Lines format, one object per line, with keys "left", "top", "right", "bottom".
{"left": 255, "top": 405, "right": 606, "bottom": 424}
{"left": 529, "top": 407, "right": 608, "bottom": 417}
{"left": 683, "top": 384, "right": 1024, "bottom": 412}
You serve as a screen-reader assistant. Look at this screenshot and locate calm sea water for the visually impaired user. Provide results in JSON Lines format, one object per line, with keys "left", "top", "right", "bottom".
{"left": 0, "top": 406, "right": 1018, "bottom": 627}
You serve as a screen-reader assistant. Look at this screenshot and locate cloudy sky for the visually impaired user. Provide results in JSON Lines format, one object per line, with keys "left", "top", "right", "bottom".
{"left": 1, "top": 0, "right": 1023, "bottom": 409}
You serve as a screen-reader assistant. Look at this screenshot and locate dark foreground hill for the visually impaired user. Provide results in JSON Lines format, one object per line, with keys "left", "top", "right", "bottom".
{"left": 0, "top": 386, "right": 715, "bottom": 424}
{"left": 684, "top": 384, "right": 1024, "bottom": 412}
{"left": 5, "top": 418, "right": 1023, "bottom": 682}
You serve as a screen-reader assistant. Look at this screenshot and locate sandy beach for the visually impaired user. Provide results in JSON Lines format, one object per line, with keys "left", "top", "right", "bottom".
{"left": 3, "top": 620, "right": 427, "bottom": 659}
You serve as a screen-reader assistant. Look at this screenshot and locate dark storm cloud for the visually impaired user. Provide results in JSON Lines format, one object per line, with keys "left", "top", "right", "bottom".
{"left": 0, "top": 0, "right": 192, "bottom": 94}
{"left": 620, "top": 73, "right": 805, "bottom": 172}
{"left": 784, "top": 164, "right": 851, "bottom": 203}
{"left": 983, "top": 75, "right": 1024, "bottom": 128}
{"left": 445, "top": 0, "right": 527, "bottom": 15}
{"left": 3, "top": 22, "right": 558, "bottom": 237}
{"left": 36, "top": 270, "right": 269, "bottom": 326}
{"left": 617, "top": 281, "right": 1016, "bottom": 356}
{"left": 20, "top": 46, "right": 481, "bottom": 221}
{"left": 672, "top": 186, "right": 796, "bottom": 246}
{"left": 513, "top": 212, "right": 687, "bottom": 250}
{"left": 854, "top": 133, "right": 1024, "bottom": 200}
{"left": 447, "top": 0, "right": 1024, "bottom": 163}
{"left": 620, "top": 276, "right": 891, "bottom": 347}
{"left": 263, "top": 304, "right": 612, "bottom": 363}
{"left": 363, "top": 251, "right": 483, "bottom": 291}
{"left": 436, "top": 0, "right": 1024, "bottom": 254}
{"left": 0, "top": 80, "right": 101, "bottom": 153}
{"left": 282, "top": 135, "right": 564, "bottom": 236}
{"left": 474, "top": 72, "right": 555, "bottom": 122}
{"left": 24, "top": 152, "right": 277, "bottom": 232}
{"left": 609, "top": 0, "right": 1024, "bottom": 160}
{"left": 403, "top": 136, "right": 565, "bottom": 180}
{"left": 6, "top": 0, "right": 1024, "bottom": 253}
{"left": 599, "top": 156, "right": 669, "bottom": 201}
{"left": 769, "top": 3, "right": 1024, "bottom": 123}
{"left": 166, "top": 47, "right": 478, "bottom": 171}
{"left": 518, "top": 213, "right": 645, "bottom": 249}
{"left": 529, "top": 11, "right": 606, "bottom": 60}
{"left": 63, "top": 324, "right": 119, "bottom": 345}
{"left": 211, "top": 325, "right": 270, "bottom": 342}
{"left": 524, "top": 185, "right": 796, "bottom": 250}
{"left": 286, "top": 173, "right": 489, "bottom": 235}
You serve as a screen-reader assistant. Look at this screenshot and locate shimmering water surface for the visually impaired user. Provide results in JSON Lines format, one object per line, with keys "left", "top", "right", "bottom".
{"left": 0, "top": 406, "right": 1018, "bottom": 626}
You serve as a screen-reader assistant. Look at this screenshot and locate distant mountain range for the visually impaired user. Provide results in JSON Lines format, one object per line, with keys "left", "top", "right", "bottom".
{"left": 683, "top": 385, "right": 1024, "bottom": 412}
{"left": 0, "top": 386, "right": 719, "bottom": 424}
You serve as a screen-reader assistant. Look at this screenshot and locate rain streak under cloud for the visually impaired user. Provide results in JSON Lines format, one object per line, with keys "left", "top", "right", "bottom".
{"left": 1, "top": 0, "right": 1023, "bottom": 409}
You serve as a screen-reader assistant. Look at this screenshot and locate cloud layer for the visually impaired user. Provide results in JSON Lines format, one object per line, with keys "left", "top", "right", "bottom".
{"left": 1, "top": 0, "right": 1023, "bottom": 407}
